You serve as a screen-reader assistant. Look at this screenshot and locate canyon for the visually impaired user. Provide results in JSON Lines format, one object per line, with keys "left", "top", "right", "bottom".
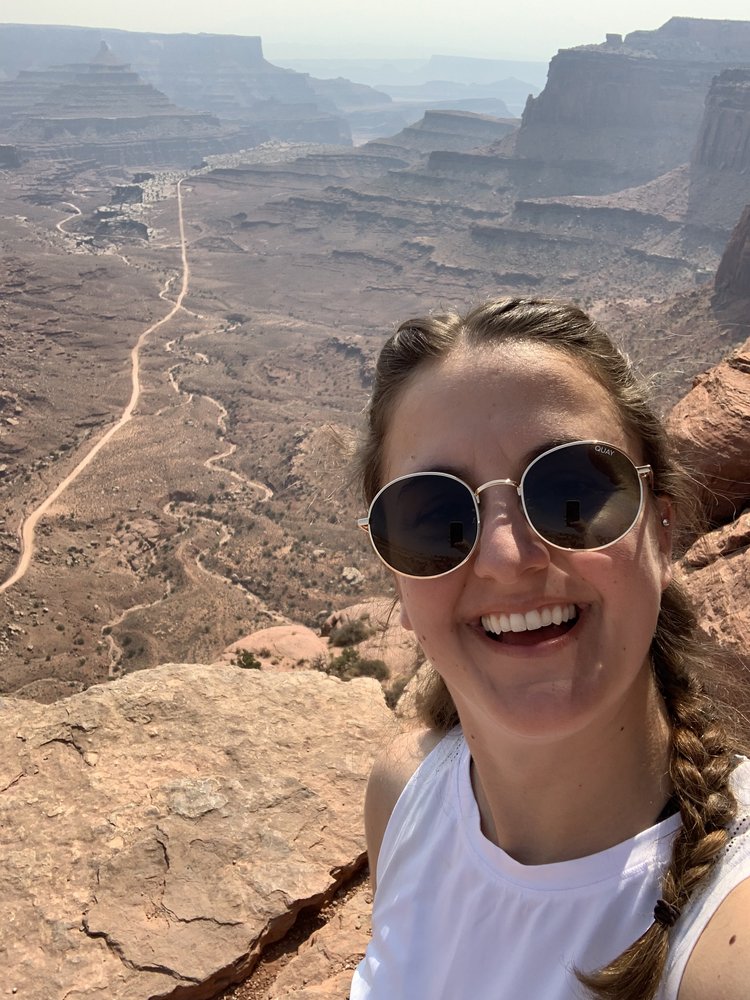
{"left": 0, "top": 14, "right": 749, "bottom": 998}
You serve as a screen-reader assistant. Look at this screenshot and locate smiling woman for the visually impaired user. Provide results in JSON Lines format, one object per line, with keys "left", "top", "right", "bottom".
{"left": 349, "top": 299, "right": 750, "bottom": 1000}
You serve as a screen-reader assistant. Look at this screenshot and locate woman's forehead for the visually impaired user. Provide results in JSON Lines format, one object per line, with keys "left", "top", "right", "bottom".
{"left": 402, "top": 341, "right": 620, "bottom": 413}
{"left": 382, "top": 342, "right": 630, "bottom": 476}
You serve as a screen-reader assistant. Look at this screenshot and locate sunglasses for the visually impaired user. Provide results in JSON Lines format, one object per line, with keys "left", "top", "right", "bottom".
{"left": 358, "top": 440, "right": 653, "bottom": 578}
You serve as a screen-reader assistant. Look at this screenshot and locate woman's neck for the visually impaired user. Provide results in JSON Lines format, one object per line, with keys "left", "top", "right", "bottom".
{"left": 458, "top": 674, "right": 673, "bottom": 866}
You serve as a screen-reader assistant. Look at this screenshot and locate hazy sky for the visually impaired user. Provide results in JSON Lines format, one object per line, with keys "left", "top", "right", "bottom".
{"left": 2, "top": 1, "right": 749, "bottom": 61}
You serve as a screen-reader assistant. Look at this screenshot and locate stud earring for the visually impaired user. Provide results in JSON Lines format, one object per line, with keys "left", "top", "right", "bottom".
{"left": 662, "top": 517, "right": 670, "bottom": 526}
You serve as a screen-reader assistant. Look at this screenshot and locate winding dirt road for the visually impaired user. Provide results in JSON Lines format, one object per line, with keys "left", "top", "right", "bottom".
{"left": 0, "top": 180, "right": 190, "bottom": 594}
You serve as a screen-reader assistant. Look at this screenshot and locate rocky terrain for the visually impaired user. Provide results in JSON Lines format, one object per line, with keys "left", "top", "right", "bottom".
{"left": 0, "top": 17, "right": 749, "bottom": 993}
{"left": 2, "top": 312, "right": 748, "bottom": 998}
{"left": 0, "top": 662, "right": 394, "bottom": 999}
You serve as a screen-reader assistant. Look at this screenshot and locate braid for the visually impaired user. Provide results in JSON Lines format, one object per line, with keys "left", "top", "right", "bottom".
{"left": 576, "top": 581, "right": 740, "bottom": 1000}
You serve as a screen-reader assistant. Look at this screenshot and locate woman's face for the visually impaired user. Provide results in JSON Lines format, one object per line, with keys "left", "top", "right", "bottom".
{"left": 381, "top": 341, "right": 673, "bottom": 745}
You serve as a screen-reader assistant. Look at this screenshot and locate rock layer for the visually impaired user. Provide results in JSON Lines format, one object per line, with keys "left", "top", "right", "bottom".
{"left": 489, "top": 17, "right": 750, "bottom": 197}
{"left": 667, "top": 333, "right": 750, "bottom": 525}
{"left": 0, "top": 25, "right": 351, "bottom": 146}
{"left": 0, "top": 662, "right": 392, "bottom": 998}
{"left": 0, "top": 43, "right": 262, "bottom": 167}
{"left": 688, "top": 70, "right": 750, "bottom": 229}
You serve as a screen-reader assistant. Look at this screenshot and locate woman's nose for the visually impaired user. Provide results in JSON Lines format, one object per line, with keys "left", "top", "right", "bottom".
{"left": 471, "top": 494, "right": 550, "bottom": 579}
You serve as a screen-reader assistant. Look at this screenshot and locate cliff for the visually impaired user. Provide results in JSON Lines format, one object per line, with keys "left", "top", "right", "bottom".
{"left": 485, "top": 17, "right": 750, "bottom": 197}
{"left": 715, "top": 204, "right": 750, "bottom": 305}
{"left": 688, "top": 70, "right": 750, "bottom": 229}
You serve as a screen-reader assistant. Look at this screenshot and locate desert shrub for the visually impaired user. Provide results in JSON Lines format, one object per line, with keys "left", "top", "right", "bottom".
{"left": 234, "top": 649, "right": 262, "bottom": 670}
{"left": 325, "top": 646, "right": 388, "bottom": 682}
{"left": 329, "top": 618, "right": 372, "bottom": 647}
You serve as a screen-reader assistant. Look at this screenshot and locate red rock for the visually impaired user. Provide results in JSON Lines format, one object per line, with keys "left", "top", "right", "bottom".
{"left": 0, "top": 662, "right": 392, "bottom": 998}
{"left": 667, "top": 337, "right": 750, "bottom": 523}
{"left": 679, "top": 510, "right": 750, "bottom": 660}
{"left": 266, "top": 883, "right": 372, "bottom": 999}
{"left": 221, "top": 624, "right": 329, "bottom": 671}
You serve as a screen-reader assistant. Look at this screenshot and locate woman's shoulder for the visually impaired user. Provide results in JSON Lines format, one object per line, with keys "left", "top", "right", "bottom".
{"left": 364, "top": 726, "right": 454, "bottom": 890}
{"left": 673, "top": 757, "right": 750, "bottom": 1000}
{"left": 677, "top": 876, "right": 750, "bottom": 999}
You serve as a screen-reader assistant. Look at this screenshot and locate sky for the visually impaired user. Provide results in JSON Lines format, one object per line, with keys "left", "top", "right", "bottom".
{"left": 1, "top": 1, "right": 749, "bottom": 61}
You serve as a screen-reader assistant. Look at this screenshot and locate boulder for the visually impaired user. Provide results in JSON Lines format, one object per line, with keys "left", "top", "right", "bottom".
{"left": 679, "top": 509, "right": 750, "bottom": 661}
{"left": 667, "top": 336, "right": 750, "bottom": 524}
{"left": 0, "top": 662, "right": 393, "bottom": 999}
{"left": 221, "top": 624, "right": 329, "bottom": 671}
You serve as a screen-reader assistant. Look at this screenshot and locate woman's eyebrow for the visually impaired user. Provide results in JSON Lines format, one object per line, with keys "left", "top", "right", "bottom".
{"left": 416, "top": 437, "right": 584, "bottom": 481}
{"left": 519, "top": 437, "right": 582, "bottom": 467}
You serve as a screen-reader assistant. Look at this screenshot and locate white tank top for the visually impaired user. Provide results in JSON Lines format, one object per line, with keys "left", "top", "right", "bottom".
{"left": 351, "top": 729, "right": 750, "bottom": 1000}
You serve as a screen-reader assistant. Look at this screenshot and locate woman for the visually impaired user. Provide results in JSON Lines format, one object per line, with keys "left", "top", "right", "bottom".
{"left": 349, "top": 299, "right": 750, "bottom": 1000}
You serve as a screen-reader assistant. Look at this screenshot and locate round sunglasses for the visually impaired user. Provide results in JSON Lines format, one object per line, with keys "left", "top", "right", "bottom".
{"left": 358, "top": 440, "right": 653, "bottom": 578}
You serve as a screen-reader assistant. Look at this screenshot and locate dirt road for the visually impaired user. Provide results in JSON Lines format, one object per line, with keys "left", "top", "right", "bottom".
{"left": 0, "top": 180, "right": 190, "bottom": 594}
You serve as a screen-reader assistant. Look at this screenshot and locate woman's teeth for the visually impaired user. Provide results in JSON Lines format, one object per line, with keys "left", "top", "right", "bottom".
{"left": 481, "top": 604, "right": 578, "bottom": 635}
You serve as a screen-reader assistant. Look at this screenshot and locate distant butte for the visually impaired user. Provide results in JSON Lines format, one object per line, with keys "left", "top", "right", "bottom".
{"left": 0, "top": 42, "right": 262, "bottom": 168}
{"left": 0, "top": 24, "right": 356, "bottom": 146}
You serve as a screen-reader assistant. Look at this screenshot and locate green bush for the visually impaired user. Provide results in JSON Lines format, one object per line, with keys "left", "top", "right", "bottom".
{"left": 234, "top": 649, "right": 262, "bottom": 670}
{"left": 329, "top": 618, "right": 372, "bottom": 647}
{"left": 325, "top": 646, "right": 388, "bottom": 682}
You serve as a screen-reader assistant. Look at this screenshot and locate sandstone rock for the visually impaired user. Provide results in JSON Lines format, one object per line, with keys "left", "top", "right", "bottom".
{"left": 667, "top": 336, "right": 750, "bottom": 523}
{"left": 0, "top": 662, "right": 392, "bottom": 999}
{"left": 688, "top": 70, "right": 750, "bottom": 229}
{"left": 323, "top": 599, "right": 421, "bottom": 683}
{"left": 715, "top": 203, "right": 750, "bottom": 306}
{"left": 0, "top": 42, "right": 262, "bottom": 168}
{"left": 493, "top": 19, "right": 750, "bottom": 199}
{"left": 266, "top": 882, "right": 372, "bottom": 999}
{"left": 679, "top": 510, "right": 750, "bottom": 666}
{"left": 221, "top": 624, "right": 329, "bottom": 670}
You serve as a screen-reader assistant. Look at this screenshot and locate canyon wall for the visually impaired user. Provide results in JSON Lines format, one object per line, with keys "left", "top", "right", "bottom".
{"left": 715, "top": 204, "right": 750, "bottom": 304}
{"left": 688, "top": 70, "right": 750, "bottom": 229}
{"left": 492, "top": 18, "right": 750, "bottom": 197}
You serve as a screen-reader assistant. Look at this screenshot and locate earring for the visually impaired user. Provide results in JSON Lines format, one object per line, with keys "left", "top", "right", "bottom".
{"left": 662, "top": 517, "right": 670, "bottom": 526}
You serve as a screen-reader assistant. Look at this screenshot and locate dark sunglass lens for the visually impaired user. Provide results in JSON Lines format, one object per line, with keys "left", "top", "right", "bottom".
{"left": 523, "top": 444, "right": 641, "bottom": 549}
{"left": 369, "top": 475, "right": 478, "bottom": 576}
